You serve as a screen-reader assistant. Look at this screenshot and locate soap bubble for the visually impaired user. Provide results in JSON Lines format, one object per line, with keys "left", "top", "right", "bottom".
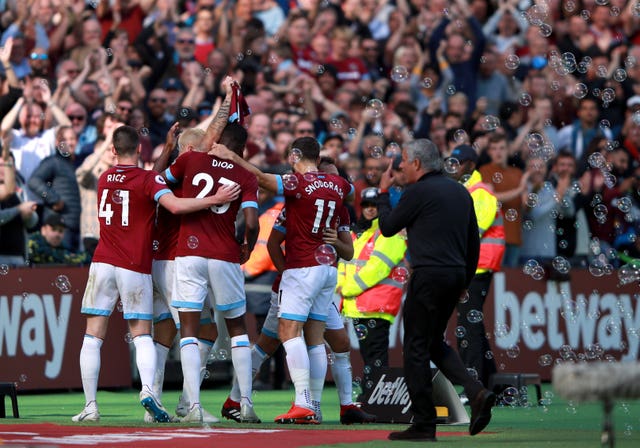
{"left": 354, "top": 323, "right": 368, "bottom": 340}
{"left": 290, "top": 148, "right": 302, "bottom": 163}
{"left": 187, "top": 235, "right": 199, "bottom": 249}
{"left": 282, "top": 173, "right": 299, "bottom": 190}
{"left": 467, "top": 309, "right": 483, "bottom": 323}
{"left": 55, "top": 275, "right": 71, "bottom": 292}
{"left": 505, "top": 209, "right": 518, "bottom": 222}
{"left": 112, "top": 190, "right": 123, "bottom": 204}
{"left": 124, "top": 332, "right": 133, "bottom": 343}
{"left": 390, "top": 266, "right": 409, "bottom": 283}
{"left": 505, "top": 54, "right": 520, "bottom": 70}
{"left": 315, "top": 244, "right": 337, "bottom": 265}
{"left": 552, "top": 256, "right": 571, "bottom": 274}
{"left": 482, "top": 115, "right": 500, "bottom": 131}
{"left": 366, "top": 98, "right": 384, "bottom": 118}
{"left": 390, "top": 65, "right": 409, "bottom": 83}
{"left": 502, "top": 387, "right": 520, "bottom": 406}
{"left": 0, "top": 264, "right": 8, "bottom": 275}
{"left": 506, "top": 345, "right": 521, "bottom": 358}
{"left": 492, "top": 172, "right": 503, "bottom": 184}
{"left": 369, "top": 145, "right": 384, "bottom": 159}
{"left": 538, "top": 354, "right": 553, "bottom": 366}
{"left": 455, "top": 326, "right": 467, "bottom": 338}
{"left": 444, "top": 157, "right": 460, "bottom": 174}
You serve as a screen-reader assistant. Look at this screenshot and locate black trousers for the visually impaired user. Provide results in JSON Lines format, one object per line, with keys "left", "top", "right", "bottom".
{"left": 355, "top": 317, "right": 390, "bottom": 381}
{"left": 457, "top": 272, "right": 497, "bottom": 388}
{"left": 403, "top": 266, "right": 483, "bottom": 428}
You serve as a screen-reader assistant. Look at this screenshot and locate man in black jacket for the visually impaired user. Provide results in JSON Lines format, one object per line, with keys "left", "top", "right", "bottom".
{"left": 377, "top": 139, "right": 495, "bottom": 441}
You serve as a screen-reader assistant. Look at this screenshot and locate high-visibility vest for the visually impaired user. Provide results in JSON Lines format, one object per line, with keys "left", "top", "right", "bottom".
{"left": 338, "top": 219, "right": 407, "bottom": 323}
{"left": 242, "top": 202, "right": 284, "bottom": 277}
{"left": 467, "top": 178, "right": 505, "bottom": 273}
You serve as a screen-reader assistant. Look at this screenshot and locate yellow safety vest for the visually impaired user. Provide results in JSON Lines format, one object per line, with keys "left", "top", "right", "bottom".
{"left": 338, "top": 218, "right": 408, "bottom": 323}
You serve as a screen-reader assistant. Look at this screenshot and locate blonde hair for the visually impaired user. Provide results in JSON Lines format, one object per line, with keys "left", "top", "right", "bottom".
{"left": 178, "top": 128, "right": 205, "bottom": 153}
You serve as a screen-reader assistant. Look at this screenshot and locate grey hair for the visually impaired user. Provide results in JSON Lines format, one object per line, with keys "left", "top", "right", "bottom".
{"left": 404, "top": 139, "right": 443, "bottom": 172}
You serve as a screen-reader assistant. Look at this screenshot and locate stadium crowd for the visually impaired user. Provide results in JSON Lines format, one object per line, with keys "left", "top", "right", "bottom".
{"left": 4, "top": 0, "right": 639, "bottom": 436}
{"left": 2, "top": 0, "right": 640, "bottom": 272}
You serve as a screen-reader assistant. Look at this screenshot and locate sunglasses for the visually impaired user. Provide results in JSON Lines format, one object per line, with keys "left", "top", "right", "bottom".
{"left": 296, "top": 128, "right": 314, "bottom": 134}
{"left": 274, "top": 119, "right": 290, "bottom": 125}
{"left": 177, "top": 39, "right": 195, "bottom": 44}
{"left": 118, "top": 105, "right": 132, "bottom": 112}
{"left": 68, "top": 115, "right": 86, "bottom": 121}
{"left": 149, "top": 97, "right": 167, "bottom": 103}
{"left": 30, "top": 52, "right": 48, "bottom": 60}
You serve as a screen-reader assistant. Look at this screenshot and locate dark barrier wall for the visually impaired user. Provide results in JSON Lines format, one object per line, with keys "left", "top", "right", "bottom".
{"left": 0, "top": 266, "right": 131, "bottom": 390}
{"left": 1, "top": 267, "right": 638, "bottom": 389}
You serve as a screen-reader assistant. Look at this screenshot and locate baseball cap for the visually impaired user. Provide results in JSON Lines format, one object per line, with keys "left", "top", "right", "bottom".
{"left": 197, "top": 101, "right": 212, "bottom": 116}
{"left": 44, "top": 214, "right": 66, "bottom": 229}
{"left": 627, "top": 96, "right": 640, "bottom": 108}
{"left": 162, "top": 77, "right": 185, "bottom": 92}
{"left": 450, "top": 144, "right": 478, "bottom": 164}
{"left": 361, "top": 187, "right": 379, "bottom": 205}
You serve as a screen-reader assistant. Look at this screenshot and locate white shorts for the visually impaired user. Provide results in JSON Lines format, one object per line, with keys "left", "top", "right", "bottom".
{"left": 278, "top": 265, "right": 337, "bottom": 322}
{"left": 325, "top": 302, "right": 345, "bottom": 331}
{"left": 81, "top": 262, "right": 153, "bottom": 320}
{"left": 151, "top": 259, "right": 213, "bottom": 327}
{"left": 262, "top": 289, "right": 344, "bottom": 338}
{"left": 172, "top": 256, "right": 246, "bottom": 319}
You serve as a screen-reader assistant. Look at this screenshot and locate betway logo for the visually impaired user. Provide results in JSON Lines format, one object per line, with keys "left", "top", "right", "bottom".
{"left": 0, "top": 294, "right": 72, "bottom": 378}
{"left": 367, "top": 374, "right": 412, "bottom": 414}
{"left": 494, "top": 273, "right": 640, "bottom": 360}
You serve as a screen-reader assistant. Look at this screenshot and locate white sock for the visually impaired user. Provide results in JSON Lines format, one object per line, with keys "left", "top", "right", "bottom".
{"left": 79, "top": 335, "right": 103, "bottom": 405}
{"left": 230, "top": 344, "right": 268, "bottom": 402}
{"left": 198, "top": 338, "right": 214, "bottom": 383}
{"left": 308, "top": 344, "right": 327, "bottom": 406}
{"left": 153, "top": 343, "right": 170, "bottom": 400}
{"left": 133, "top": 335, "right": 156, "bottom": 391}
{"left": 180, "top": 337, "right": 201, "bottom": 406}
{"left": 231, "top": 334, "right": 252, "bottom": 405}
{"left": 332, "top": 351, "right": 353, "bottom": 405}
{"left": 283, "top": 337, "right": 311, "bottom": 408}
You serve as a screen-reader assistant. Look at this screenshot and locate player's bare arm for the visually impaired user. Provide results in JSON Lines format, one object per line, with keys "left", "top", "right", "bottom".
{"left": 200, "top": 76, "right": 234, "bottom": 151}
{"left": 152, "top": 122, "right": 180, "bottom": 172}
{"left": 209, "top": 142, "right": 279, "bottom": 192}
{"left": 266, "top": 227, "right": 286, "bottom": 274}
{"left": 158, "top": 183, "right": 240, "bottom": 214}
{"left": 240, "top": 206, "right": 259, "bottom": 264}
{"left": 323, "top": 228, "right": 354, "bottom": 261}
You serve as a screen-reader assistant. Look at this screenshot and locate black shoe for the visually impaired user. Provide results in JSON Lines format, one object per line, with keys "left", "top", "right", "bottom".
{"left": 469, "top": 389, "right": 495, "bottom": 436}
{"left": 388, "top": 425, "right": 437, "bottom": 441}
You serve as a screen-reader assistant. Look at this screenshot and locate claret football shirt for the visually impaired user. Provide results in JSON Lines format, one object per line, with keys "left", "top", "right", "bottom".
{"left": 93, "top": 165, "right": 171, "bottom": 273}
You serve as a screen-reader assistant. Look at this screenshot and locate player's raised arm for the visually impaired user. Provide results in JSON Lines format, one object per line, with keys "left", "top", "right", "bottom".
{"left": 200, "top": 76, "right": 234, "bottom": 152}
{"left": 153, "top": 122, "right": 181, "bottom": 172}
{"left": 158, "top": 183, "right": 240, "bottom": 214}
{"left": 209, "top": 142, "right": 280, "bottom": 193}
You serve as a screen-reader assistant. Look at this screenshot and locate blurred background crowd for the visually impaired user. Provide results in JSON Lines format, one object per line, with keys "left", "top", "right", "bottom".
{"left": 2, "top": 0, "right": 640, "bottom": 276}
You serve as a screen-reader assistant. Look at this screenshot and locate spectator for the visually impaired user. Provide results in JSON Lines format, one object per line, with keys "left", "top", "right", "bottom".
{"left": 0, "top": 83, "right": 71, "bottom": 190}
{"left": 28, "top": 126, "right": 82, "bottom": 251}
{"left": 27, "top": 213, "right": 88, "bottom": 265}
{"left": 0, "top": 145, "right": 38, "bottom": 266}
{"left": 75, "top": 121, "right": 121, "bottom": 255}
{"left": 353, "top": 155, "right": 386, "bottom": 217}
{"left": 145, "top": 88, "right": 173, "bottom": 149}
{"left": 557, "top": 97, "right": 613, "bottom": 161}
{"left": 520, "top": 156, "right": 563, "bottom": 264}
{"left": 549, "top": 150, "right": 589, "bottom": 262}
{"left": 429, "top": 0, "right": 486, "bottom": 105}
{"left": 64, "top": 102, "right": 97, "bottom": 165}
{"left": 479, "top": 133, "right": 529, "bottom": 267}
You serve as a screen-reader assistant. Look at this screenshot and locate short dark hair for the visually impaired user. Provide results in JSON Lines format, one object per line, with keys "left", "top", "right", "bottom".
{"left": 220, "top": 122, "right": 248, "bottom": 156}
{"left": 112, "top": 125, "right": 140, "bottom": 156}
{"left": 291, "top": 136, "right": 320, "bottom": 161}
